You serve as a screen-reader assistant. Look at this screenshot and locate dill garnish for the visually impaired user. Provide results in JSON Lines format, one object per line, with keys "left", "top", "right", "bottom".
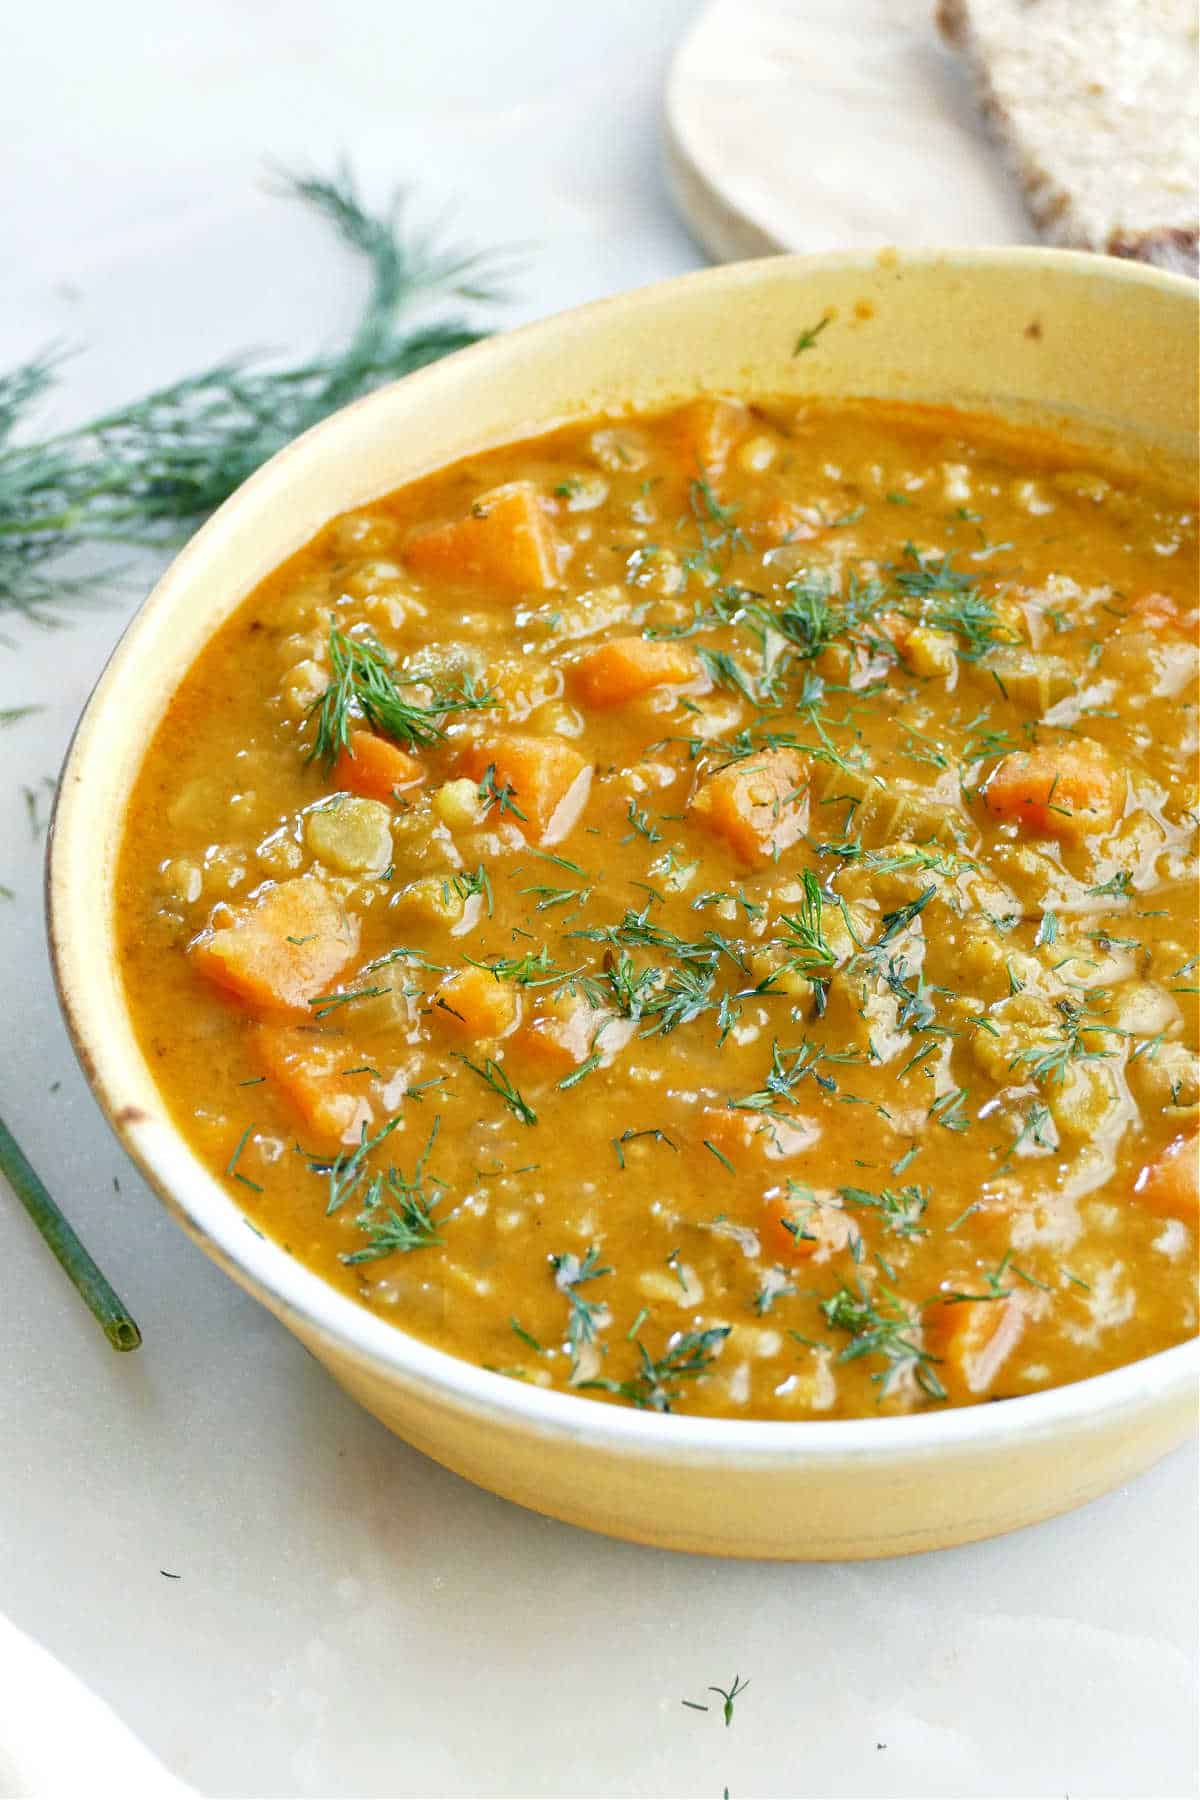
{"left": 889, "top": 545, "right": 1009, "bottom": 660}
{"left": 624, "top": 797, "right": 662, "bottom": 841}
{"left": 341, "top": 1118, "right": 445, "bottom": 1263}
{"left": 793, "top": 315, "right": 832, "bottom": 354}
{"left": 838, "top": 1183, "right": 928, "bottom": 1240}
{"left": 582, "top": 1326, "right": 731, "bottom": 1411}
{"left": 454, "top": 1052, "right": 537, "bottom": 1125}
{"left": 551, "top": 1246, "right": 612, "bottom": 1355}
{"left": 307, "top": 626, "right": 493, "bottom": 767}
{"left": 1009, "top": 995, "right": 1120, "bottom": 1084}
{"left": 310, "top": 1113, "right": 404, "bottom": 1216}
{"left": 464, "top": 945, "right": 564, "bottom": 986}
{"left": 611, "top": 1127, "right": 677, "bottom": 1168}
{"left": 732, "top": 1038, "right": 862, "bottom": 1112}
{"left": 776, "top": 570, "right": 886, "bottom": 661}
{"left": 709, "top": 1674, "right": 750, "bottom": 1728}
{"left": 225, "top": 1122, "right": 263, "bottom": 1193}
{"left": 307, "top": 983, "right": 389, "bottom": 1020}
{"left": 820, "top": 1278, "right": 945, "bottom": 1400}
{"left": 877, "top": 884, "right": 937, "bottom": 946}
{"left": 478, "top": 765, "right": 528, "bottom": 822}
{"left": 0, "top": 167, "right": 503, "bottom": 626}
{"left": 510, "top": 1317, "right": 543, "bottom": 1353}
{"left": 777, "top": 869, "right": 836, "bottom": 985}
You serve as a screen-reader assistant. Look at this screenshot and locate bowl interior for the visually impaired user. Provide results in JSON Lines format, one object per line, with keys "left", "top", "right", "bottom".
{"left": 48, "top": 248, "right": 1200, "bottom": 1458}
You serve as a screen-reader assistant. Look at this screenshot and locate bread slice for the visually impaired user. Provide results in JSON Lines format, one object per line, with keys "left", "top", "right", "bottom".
{"left": 937, "top": 0, "right": 1198, "bottom": 276}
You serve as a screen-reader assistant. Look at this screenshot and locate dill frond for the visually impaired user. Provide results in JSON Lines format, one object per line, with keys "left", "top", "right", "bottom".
{"left": 306, "top": 625, "right": 495, "bottom": 767}
{"left": 0, "top": 166, "right": 506, "bottom": 626}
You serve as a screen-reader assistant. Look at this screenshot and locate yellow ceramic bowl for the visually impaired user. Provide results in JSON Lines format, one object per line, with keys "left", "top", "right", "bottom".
{"left": 48, "top": 250, "right": 1199, "bottom": 1559}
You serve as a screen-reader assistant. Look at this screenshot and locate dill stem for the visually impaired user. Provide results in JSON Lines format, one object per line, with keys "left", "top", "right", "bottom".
{"left": 0, "top": 1113, "right": 141, "bottom": 1351}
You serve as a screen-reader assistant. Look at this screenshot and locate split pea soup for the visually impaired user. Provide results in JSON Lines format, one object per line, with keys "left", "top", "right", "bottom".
{"left": 117, "top": 397, "right": 1199, "bottom": 1419}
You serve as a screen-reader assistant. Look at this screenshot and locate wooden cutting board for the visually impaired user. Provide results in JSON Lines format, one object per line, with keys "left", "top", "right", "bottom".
{"left": 665, "top": 0, "right": 1036, "bottom": 261}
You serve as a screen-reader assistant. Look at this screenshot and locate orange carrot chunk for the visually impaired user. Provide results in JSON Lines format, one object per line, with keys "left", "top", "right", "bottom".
{"left": 333, "top": 729, "right": 423, "bottom": 802}
{"left": 515, "top": 995, "right": 599, "bottom": 1075}
{"left": 983, "top": 742, "right": 1122, "bottom": 841}
{"left": 762, "top": 1193, "right": 858, "bottom": 1263}
{"left": 1133, "top": 1133, "right": 1199, "bottom": 1225}
{"left": 190, "top": 876, "right": 359, "bottom": 1016}
{"left": 571, "top": 636, "right": 699, "bottom": 708}
{"left": 456, "top": 733, "right": 592, "bottom": 844}
{"left": 664, "top": 397, "right": 749, "bottom": 478}
{"left": 403, "top": 480, "right": 560, "bottom": 594}
{"left": 701, "top": 1105, "right": 818, "bottom": 1166}
{"left": 925, "top": 1287, "right": 1025, "bottom": 1399}
{"left": 514, "top": 995, "right": 633, "bottom": 1075}
{"left": 255, "top": 1024, "right": 371, "bottom": 1147}
{"left": 690, "top": 749, "right": 808, "bottom": 863}
{"left": 429, "top": 966, "right": 519, "bottom": 1040}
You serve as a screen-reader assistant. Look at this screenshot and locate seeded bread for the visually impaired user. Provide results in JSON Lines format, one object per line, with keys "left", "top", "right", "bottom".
{"left": 937, "top": 0, "right": 1199, "bottom": 275}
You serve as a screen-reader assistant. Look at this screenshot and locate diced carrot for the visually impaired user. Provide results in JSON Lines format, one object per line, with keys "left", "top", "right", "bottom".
{"left": 690, "top": 749, "right": 808, "bottom": 863}
{"left": 190, "top": 877, "right": 359, "bottom": 1016}
{"left": 456, "top": 733, "right": 592, "bottom": 844}
{"left": 983, "top": 742, "right": 1122, "bottom": 841}
{"left": 664, "top": 397, "right": 749, "bottom": 478}
{"left": 925, "top": 1286, "right": 1025, "bottom": 1399}
{"left": 255, "top": 1024, "right": 371, "bottom": 1147}
{"left": 1127, "top": 591, "right": 1181, "bottom": 631}
{"left": 570, "top": 636, "right": 699, "bottom": 708}
{"left": 515, "top": 995, "right": 603, "bottom": 1074}
{"left": 429, "top": 965, "right": 520, "bottom": 1040}
{"left": 403, "top": 480, "right": 560, "bottom": 594}
{"left": 762, "top": 1193, "right": 858, "bottom": 1263}
{"left": 512, "top": 992, "right": 635, "bottom": 1074}
{"left": 701, "top": 1105, "right": 818, "bottom": 1166}
{"left": 1133, "top": 1133, "right": 1199, "bottom": 1225}
{"left": 333, "top": 729, "right": 423, "bottom": 802}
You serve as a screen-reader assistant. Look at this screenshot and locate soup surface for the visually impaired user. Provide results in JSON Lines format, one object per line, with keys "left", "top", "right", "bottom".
{"left": 117, "top": 397, "right": 1199, "bottom": 1419}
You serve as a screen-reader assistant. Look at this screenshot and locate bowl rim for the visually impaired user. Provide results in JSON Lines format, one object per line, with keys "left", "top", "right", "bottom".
{"left": 47, "top": 244, "right": 1200, "bottom": 1467}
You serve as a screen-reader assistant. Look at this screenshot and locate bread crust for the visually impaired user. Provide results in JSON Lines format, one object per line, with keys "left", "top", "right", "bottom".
{"left": 937, "top": 0, "right": 1199, "bottom": 277}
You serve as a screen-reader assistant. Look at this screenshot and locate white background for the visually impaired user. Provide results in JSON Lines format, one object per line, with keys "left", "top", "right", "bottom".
{"left": 1, "top": 3, "right": 1196, "bottom": 1795}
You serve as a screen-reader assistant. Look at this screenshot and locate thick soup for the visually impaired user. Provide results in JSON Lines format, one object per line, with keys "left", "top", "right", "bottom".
{"left": 117, "top": 398, "right": 1199, "bottom": 1419}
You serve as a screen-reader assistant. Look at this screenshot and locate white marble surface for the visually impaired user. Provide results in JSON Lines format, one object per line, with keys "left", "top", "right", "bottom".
{"left": 0, "top": 3, "right": 1196, "bottom": 1796}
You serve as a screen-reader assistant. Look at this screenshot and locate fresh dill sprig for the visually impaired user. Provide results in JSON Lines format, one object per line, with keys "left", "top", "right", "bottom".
{"left": 775, "top": 570, "right": 886, "bottom": 661}
{"left": 820, "top": 1277, "right": 946, "bottom": 1400}
{"left": 709, "top": 1674, "right": 750, "bottom": 1728}
{"left": 341, "top": 1117, "right": 446, "bottom": 1264}
{"left": 307, "top": 625, "right": 493, "bottom": 766}
{"left": 478, "top": 764, "right": 528, "bottom": 822}
{"left": 877, "top": 884, "right": 938, "bottom": 946}
{"left": 793, "top": 314, "right": 832, "bottom": 354}
{"left": 0, "top": 166, "right": 505, "bottom": 626}
{"left": 454, "top": 1052, "right": 537, "bottom": 1125}
{"left": 310, "top": 1112, "right": 403, "bottom": 1216}
{"left": 777, "top": 869, "right": 836, "bottom": 983}
{"left": 889, "top": 545, "right": 1009, "bottom": 660}
{"left": 550, "top": 1246, "right": 612, "bottom": 1354}
{"left": 582, "top": 1326, "right": 730, "bottom": 1412}
{"left": 464, "top": 945, "right": 565, "bottom": 986}
{"left": 838, "top": 1183, "right": 929, "bottom": 1240}
{"left": 1009, "top": 995, "right": 1119, "bottom": 1084}
{"left": 732, "top": 1037, "right": 863, "bottom": 1112}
